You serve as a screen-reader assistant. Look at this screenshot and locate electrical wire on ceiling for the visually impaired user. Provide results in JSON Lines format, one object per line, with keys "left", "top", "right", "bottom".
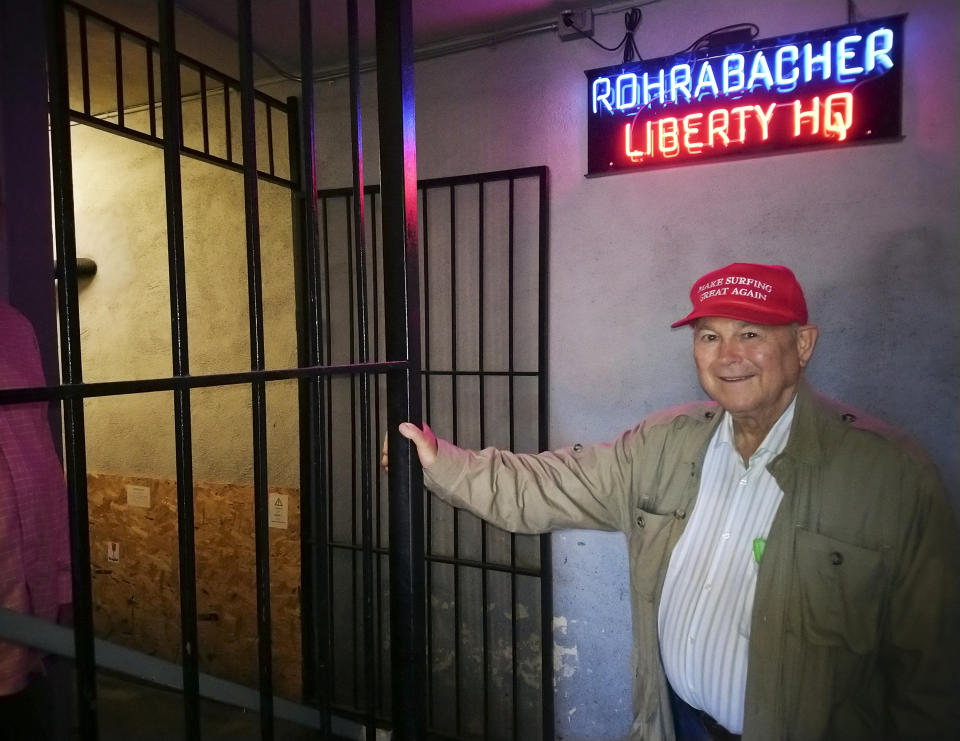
{"left": 563, "top": 12, "right": 761, "bottom": 66}
{"left": 677, "top": 23, "right": 760, "bottom": 54}
{"left": 563, "top": 6, "right": 644, "bottom": 63}
{"left": 847, "top": 0, "right": 861, "bottom": 23}
{"left": 178, "top": 0, "right": 665, "bottom": 85}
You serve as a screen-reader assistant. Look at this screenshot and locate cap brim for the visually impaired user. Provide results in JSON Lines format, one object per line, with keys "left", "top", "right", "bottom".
{"left": 670, "top": 306, "right": 803, "bottom": 328}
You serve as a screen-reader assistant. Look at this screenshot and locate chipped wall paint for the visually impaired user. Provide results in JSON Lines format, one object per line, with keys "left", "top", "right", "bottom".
{"left": 554, "top": 643, "right": 580, "bottom": 681}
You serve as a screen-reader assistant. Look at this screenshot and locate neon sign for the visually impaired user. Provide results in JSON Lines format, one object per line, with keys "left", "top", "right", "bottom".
{"left": 585, "top": 15, "right": 904, "bottom": 174}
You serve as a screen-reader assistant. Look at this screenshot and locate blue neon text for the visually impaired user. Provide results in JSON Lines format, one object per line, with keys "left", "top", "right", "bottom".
{"left": 591, "top": 28, "right": 895, "bottom": 115}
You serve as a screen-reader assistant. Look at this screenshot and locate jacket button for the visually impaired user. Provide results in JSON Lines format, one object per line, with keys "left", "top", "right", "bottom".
{"left": 674, "top": 508, "right": 686, "bottom": 520}
{"left": 841, "top": 413, "right": 857, "bottom": 423}
{"left": 573, "top": 443, "right": 583, "bottom": 452}
{"left": 830, "top": 551, "right": 844, "bottom": 566}
{"left": 636, "top": 515, "right": 645, "bottom": 528}
{"left": 705, "top": 411, "right": 715, "bottom": 420}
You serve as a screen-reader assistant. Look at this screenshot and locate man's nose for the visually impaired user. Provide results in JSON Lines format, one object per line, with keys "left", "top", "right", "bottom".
{"left": 717, "top": 338, "right": 742, "bottom": 362}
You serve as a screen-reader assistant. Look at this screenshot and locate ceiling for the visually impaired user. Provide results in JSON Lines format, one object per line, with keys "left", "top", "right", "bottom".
{"left": 177, "top": 0, "right": 621, "bottom": 74}
{"left": 76, "top": 0, "right": 654, "bottom": 81}
{"left": 68, "top": 0, "right": 656, "bottom": 116}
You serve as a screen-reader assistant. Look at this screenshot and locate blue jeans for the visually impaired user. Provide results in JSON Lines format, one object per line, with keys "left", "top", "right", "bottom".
{"left": 668, "top": 685, "right": 741, "bottom": 741}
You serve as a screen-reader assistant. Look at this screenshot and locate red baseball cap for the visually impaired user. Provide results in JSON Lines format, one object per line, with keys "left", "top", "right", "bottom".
{"left": 671, "top": 262, "right": 808, "bottom": 328}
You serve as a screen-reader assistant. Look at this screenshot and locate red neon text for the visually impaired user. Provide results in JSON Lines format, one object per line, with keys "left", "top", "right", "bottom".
{"left": 624, "top": 93, "right": 854, "bottom": 162}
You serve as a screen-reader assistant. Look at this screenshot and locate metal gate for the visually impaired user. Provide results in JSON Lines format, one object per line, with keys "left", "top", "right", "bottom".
{"left": 318, "top": 167, "right": 550, "bottom": 739}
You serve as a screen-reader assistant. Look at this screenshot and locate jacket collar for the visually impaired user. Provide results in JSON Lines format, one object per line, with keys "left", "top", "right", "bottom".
{"left": 685, "top": 381, "right": 840, "bottom": 470}
{"left": 779, "top": 380, "right": 844, "bottom": 466}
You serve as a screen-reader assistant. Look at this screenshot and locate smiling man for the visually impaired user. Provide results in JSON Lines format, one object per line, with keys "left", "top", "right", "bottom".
{"left": 392, "top": 262, "right": 960, "bottom": 741}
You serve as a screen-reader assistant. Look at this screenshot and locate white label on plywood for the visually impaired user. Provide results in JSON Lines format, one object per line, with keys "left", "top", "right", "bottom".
{"left": 125, "top": 484, "right": 151, "bottom": 508}
{"left": 269, "top": 494, "right": 289, "bottom": 529}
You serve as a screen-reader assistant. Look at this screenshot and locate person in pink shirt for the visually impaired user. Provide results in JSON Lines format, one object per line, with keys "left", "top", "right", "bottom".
{"left": 0, "top": 298, "right": 72, "bottom": 739}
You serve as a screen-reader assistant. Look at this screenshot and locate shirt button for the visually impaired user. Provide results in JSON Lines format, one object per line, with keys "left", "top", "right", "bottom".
{"left": 704, "top": 583, "right": 712, "bottom": 591}
{"left": 721, "top": 532, "right": 730, "bottom": 540}
{"left": 739, "top": 478, "right": 748, "bottom": 486}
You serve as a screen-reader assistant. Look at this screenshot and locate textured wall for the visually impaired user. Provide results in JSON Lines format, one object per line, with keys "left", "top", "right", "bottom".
{"left": 72, "top": 114, "right": 300, "bottom": 488}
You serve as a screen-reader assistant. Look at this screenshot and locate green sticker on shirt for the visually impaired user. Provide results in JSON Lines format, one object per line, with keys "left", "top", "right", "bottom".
{"left": 753, "top": 538, "right": 766, "bottom": 564}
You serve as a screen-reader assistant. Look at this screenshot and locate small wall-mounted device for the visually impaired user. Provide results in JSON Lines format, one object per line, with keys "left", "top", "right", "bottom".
{"left": 559, "top": 9, "right": 594, "bottom": 41}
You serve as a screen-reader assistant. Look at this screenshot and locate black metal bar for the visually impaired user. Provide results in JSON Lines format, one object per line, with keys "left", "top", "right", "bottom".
{"left": 294, "top": 0, "right": 332, "bottom": 734}
{"left": 318, "top": 194, "right": 336, "bottom": 713}
{"left": 316, "top": 165, "right": 551, "bottom": 202}
{"left": 0, "top": 360, "right": 410, "bottom": 407}
{"left": 371, "top": 191, "right": 382, "bottom": 364}
{"left": 449, "top": 186, "right": 458, "bottom": 451}
{"left": 421, "top": 187, "right": 435, "bottom": 732}
{"left": 78, "top": 7, "right": 91, "bottom": 114}
{"left": 224, "top": 84, "right": 233, "bottom": 162}
{"left": 346, "top": 1, "right": 377, "bottom": 726}
{"left": 200, "top": 67, "right": 209, "bottom": 154}
{"left": 157, "top": 3, "right": 201, "bottom": 737}
{"left": 44, "top": 1, "right": 97, "bottom": 738}
{"left": 147, "top": 42, "right": 156, "bottom": 137}
{"left": 320, "top": 203, "right": 332, "bottom": 373}
{"left": 477, "top": 183, "right": 490, "bottom": 739}
{"left": 448, "top": 184, "right": 462, "bottom": 737}
{"left": 287, "top": 93, "right": 316, "bottom": 713}
{"left": 266, "top": 101, "right": 275, "bottom": 176}
{"left": 508, "top": 177, "right": 519, "bottom": 740}
{"left": 537, "top": 169, "right": 554, "bottom": 740}
{"left": 177, "top": 70, "right": 185, "bottom": 159}
{"left": 415, "top": 166, "right": 550, "bottom": 190}
{"left": 370, "top": 191, "right": 386, "bottom": 715}
{"left": 318, "top": 545, "right": 544, "bottom": 580}
{"left": 421, "top": 189, "right": 431, "bottom": 425}
{"left": 114, "top": 25, "right": 124, "bottom": 127}
{"left": 236, "top": 2, "right": 274, "bottom": 738}
{"left": 64, "top": 109, "right": 293, "bottom": 187}
{"left": 376, "top": 1, "right": 425, "bottom": 739}
{"left": 344, "top": 193, "right": 360, "bottom": 709}
{"left": 420, "top": 369, "right": 539, "bottom": 377}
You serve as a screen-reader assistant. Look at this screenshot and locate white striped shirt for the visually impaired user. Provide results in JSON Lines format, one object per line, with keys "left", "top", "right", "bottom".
{"left": 657, "top": 398, "right": 796, "bottom": 734}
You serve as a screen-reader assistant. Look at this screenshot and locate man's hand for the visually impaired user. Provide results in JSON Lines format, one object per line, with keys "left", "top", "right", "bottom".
{"left": 381, "top": 422, "right": 438, "bottom": 471}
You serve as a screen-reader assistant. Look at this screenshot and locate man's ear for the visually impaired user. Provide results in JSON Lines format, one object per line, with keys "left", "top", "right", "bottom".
{"left": 797, "top": 324, "right": 818, "bottom": 368}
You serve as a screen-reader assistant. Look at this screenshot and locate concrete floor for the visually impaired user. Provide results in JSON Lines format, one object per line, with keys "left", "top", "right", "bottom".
{"left": 60, "top": 672, "right": 337, "bottom": 741}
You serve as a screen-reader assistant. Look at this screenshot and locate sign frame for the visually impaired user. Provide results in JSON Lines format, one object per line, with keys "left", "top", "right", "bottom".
{"left": 584, "top": 15, "right": 906, "bottom": 176}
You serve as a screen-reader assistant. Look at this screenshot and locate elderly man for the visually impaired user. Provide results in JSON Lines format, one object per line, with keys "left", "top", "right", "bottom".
{"left": 393, "top": 263, "right": 960, "bottom": 740}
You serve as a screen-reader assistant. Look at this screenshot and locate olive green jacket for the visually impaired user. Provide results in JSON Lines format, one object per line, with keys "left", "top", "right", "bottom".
{"left": 423, "top": 384, "right": 960, "bottom": 740}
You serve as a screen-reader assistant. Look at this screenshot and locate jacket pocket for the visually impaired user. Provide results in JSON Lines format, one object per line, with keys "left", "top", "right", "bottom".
{"left": 793, "top": 527, "right": 886, "bottom": 654}
{"left": 629, "top": 507, "right": 682, "bottom": 600}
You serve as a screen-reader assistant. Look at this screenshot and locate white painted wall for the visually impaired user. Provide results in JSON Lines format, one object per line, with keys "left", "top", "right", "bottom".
{"left": 72, "top": 117, "right": 301, "bottom": 488}
{"left": 293, "top": 1, "right": 959, "bottom": 737}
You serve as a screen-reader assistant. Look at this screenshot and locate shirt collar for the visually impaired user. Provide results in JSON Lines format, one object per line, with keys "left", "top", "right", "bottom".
{"left": 714, "top": 395, "right": 798, "bottom": 464}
